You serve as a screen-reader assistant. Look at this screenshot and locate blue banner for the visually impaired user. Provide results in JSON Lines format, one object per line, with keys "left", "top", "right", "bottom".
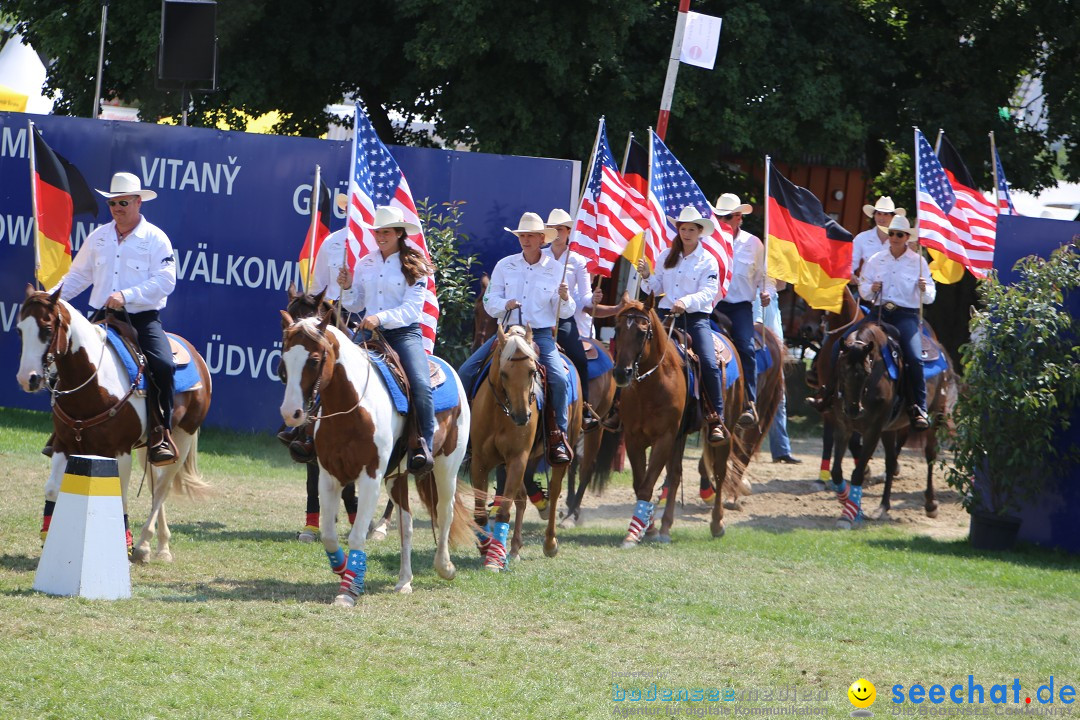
{"left": 0, "top": 112, "right": 576, "bottom": 430}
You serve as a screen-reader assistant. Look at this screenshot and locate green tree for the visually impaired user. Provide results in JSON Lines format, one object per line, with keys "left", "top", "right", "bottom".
{"left": 420, "top": 200, "right": 478, "bottom": 367}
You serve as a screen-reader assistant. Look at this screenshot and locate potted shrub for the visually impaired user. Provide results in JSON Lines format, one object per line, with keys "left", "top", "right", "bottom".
{"left": 945, "top": 245, "right": 1080, "bottom": 551}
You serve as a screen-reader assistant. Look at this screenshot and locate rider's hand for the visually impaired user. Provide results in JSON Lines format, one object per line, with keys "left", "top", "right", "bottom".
{"left": 337, "top": 267, "right": 352, "bottom": 290}
{"left": 671, "top": 299, "right": 687, "bottom": 315}
{"left": 105, "top": 291, "right": 125, "bottom": 309}
{"left": 917, "top": 277, "right": 927, "bottom": 292}
{"left": 760, "top": 291, "right": 771, "bottom": 307}
{"left": 591, "top": 288, "right": 603, "bottom": 306}
{"left": 361, "top": 315, "right": 380, "bottom": 331}
{"left": 505, "top": 299, "right": 521, "bottom": 311}
{"left": 871, "top": 281, "right": 883, "bottom": 294}
{"left": 558, "top": 283, "right": 569, "bottom": 302}
{"left": 637, "top": 259, "right": 651, "bottom": 279}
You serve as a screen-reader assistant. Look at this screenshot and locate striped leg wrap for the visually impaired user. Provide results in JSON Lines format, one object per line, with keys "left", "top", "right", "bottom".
{"left": 326, "top": 547, "right": 346, "bottom": 577}
{"left": 656, "top": 486, "right": 669, "bottom": 510}
{"left": 528, "top": 491, "right": 548, "bottom": 512}
{"left": 819, "top": 459, "right": 832, "bottom": 483}
{"left": 124, "top": 514, "right": 133, "bottom": 555}
{"left": 338, "top": 549, "right": 367, "bottom": 597}
{"left": 475, "top": 520, "right": 492, "bottom": 557}
{"left": 40, "top": 500, "right": 56, "bottom": 541}
{"left": 836, "top": 482, "right": 861, "bottom": 522}
{"left": 484, "top": 521, "right": 510, "bottom": 570}
{"left": 626, "top": 500, "right": 655, "bottom": 543}
{"left": 699, "top": 485, "right": 716, "bottom": 502}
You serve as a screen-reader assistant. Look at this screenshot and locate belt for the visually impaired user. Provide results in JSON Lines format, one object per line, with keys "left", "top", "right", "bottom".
{"left": 879, "top": 302, "right": 916, "bottom": 314}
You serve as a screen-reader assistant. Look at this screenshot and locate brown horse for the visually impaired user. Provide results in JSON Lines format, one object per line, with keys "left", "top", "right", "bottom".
{"left": 828, "top": 319, "right": 956, "bottom": 527}
{"left": 612, "top": 298, "right": 746, "bottom": 543}
{"left": 468, "top": 324, "right": 583, "bottom": 568}
{"left": 16, "top": 285, "right": 212, "bottom": 563}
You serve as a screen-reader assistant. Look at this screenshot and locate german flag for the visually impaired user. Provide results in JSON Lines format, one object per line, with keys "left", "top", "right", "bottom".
{"left": 298, "top": 174, "right": 332, "bottom": 291}
{"left": 766, "top": 163, "right": 853, "bottom": 312}
{"left": 31, "top": 127, "right": 97, "bottom": 289}
{"left": 620, "top": 135, "right": 650, "bottom": 268}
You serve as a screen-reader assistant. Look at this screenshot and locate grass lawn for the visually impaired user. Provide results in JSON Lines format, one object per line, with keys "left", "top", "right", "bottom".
{"left": 0, "top": 407, "right": 1076, "bottom": 719}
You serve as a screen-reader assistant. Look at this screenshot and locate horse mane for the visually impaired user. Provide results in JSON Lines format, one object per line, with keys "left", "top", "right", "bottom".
{"left": 500, "top": 326, "right": 537, "bottom": 363}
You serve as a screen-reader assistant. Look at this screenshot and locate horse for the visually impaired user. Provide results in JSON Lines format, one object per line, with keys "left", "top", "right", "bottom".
{"left": 278, "top": 312, "right": 474, "bottom": 604}
{"left": 467, "top": 324, "right": 583, "bottom": 569}
{"left": 611, "top": 297, "right": 746, "bottom": 544}
{"left": 827, "top": 318, "right": 957, "bottom": 528}
{"left": 16, "top": 285, "right": 212, "bottom": 563}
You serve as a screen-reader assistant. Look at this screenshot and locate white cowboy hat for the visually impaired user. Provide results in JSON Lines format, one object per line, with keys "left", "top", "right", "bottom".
{"left": 363, "top": 206, "right": 421, "bottom": 235}
{"left": 712, "top": 193, "right": 753, "bottom": 216}
{"left": 862, "top": 196, "right": 907, "bottom": 218}
{"left": 505, "top": 212, "right": 557, "bottom": 240}
{"left": 667, "top": 206, "right": 715, "bottom": 236}
{"left": 545, "top": 208, "right": 574, "bottom": 228}
{"left": 95, "top": 172, "right": 157, "bottom": 201}
{"left": 885, "top": 215, "right": 918, "bottom": 238}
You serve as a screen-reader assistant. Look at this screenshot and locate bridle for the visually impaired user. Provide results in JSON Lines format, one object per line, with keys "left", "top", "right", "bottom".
{"left": 280, "top": 326, "right": 368, "bottom": 424}
{"left": 618, "top": 310, "right": 673, "bottom": 382}
{"left": 487, "top": 342, "right": 539, "bottom": 421}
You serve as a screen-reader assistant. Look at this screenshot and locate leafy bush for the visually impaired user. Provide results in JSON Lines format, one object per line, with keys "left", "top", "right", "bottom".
{"left": 420, "top": 199, "right": 478, "bottom": 367}
{"left": 945, "top": 244, "right": 1080, "bottom": 515}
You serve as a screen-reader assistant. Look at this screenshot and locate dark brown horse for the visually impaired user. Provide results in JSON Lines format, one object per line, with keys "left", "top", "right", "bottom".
{"left": 828, "top": 319, "right": 956, "bottom": 527}
{"left": 16, "top": 285, "right": 212, "bottom": 563}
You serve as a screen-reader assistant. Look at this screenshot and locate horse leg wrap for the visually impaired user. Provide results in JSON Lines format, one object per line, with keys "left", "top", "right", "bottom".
{"left": 40, "top": 500, "right": 56, "bottom": 541}
{"left": 838, "top": 483, "right": 862, "bottom": 522}
{"left": 326, "top": 547, "right": 346, "bottom": 577}
{"left": 528, "top": 490, "right": 548, "bottom": 512}
{"left": 475, "top": 520, "right": 492, "bottom": 557}
{"left": 124, "top": 514, "right": 133, "bottom": 555}
{"left": 656, "top": 486, "right": 669, "bottom": 509}
{"left": 338, "top": 549, "right": 367, "bottom": 597}
{"left": 627, "top": 500, "right": 655, "bottom": 543}
{"left": 484, "top": 521, "right": 510, "bottom": 570}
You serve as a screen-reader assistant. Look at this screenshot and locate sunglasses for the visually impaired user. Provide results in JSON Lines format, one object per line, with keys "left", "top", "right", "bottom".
{"left": 107, "top": 199, "right": 132, "bottom": 207}
{"left": 887, "top": 231, "right": 910, "bottom": 238}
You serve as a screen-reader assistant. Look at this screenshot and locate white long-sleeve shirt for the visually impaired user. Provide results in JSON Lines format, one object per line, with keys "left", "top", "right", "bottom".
{"left": 859, "top": 248, "right": 936, "bottom": 308}
{"left": 340, "top": 251, "right": 428, "bottom": 329}
{"left": 484, "top": 252, "right": 575, "bottom": 328}
{"left": 723, "top": 230, "right": 766, "bottom": 304}
{"left": 643, "top": 243, "right": 719, "bottom": 314}
{"left": 310, "top": 228, "right": 347, "bottom": 301}
{"left": 543, "top": 245, "right": 593, "bottom": 336}
{"left": 52, "top": 217, "right": 176, "bottom": 312}
{"left": 851, "top": 227, "right": 888, "bottom": 277}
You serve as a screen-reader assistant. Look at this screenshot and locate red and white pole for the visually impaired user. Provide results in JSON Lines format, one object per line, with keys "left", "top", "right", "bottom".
{"left": 656, "top": 0, "right": 692, "bottom": 141}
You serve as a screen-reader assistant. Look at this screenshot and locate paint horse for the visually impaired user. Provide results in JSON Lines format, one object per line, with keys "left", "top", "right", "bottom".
{"left": 827, "top": 317, "right": 956, "bottom": 528}
{"left": 611, "top": 297, "right": 746, "bottom": 545}
{"left": 278, "top": 312, "right": 473, "bottom": 604}
{"left": 468, "top": 325, "right": 583, "bottom": 569}
{"left": 16, "top": 285, "right": 212, "bottom": 563}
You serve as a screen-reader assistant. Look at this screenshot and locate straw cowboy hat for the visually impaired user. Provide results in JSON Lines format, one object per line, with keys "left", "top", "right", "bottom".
{"left": 95, "top": 172, "right": 157, "bottom": 201}
{"left": 885, "top": 215, "right": 918, "bottom": 238}
{"left": 667, "top": 206, "right": 715, "bottom": 236}
{"left": 862, "top": 196, "right": 906, "bottom": 218}
{"left": 545, "top": 208, "right": 574, "bottom": 228}
{"left": 506, "top": 212, "right": 557, "bottom": 240}
{"left": 364, "top": 206, "right": 421, "bottom": 235}
{"left": 712, "top": 193, "right": 753, "bottom": 216}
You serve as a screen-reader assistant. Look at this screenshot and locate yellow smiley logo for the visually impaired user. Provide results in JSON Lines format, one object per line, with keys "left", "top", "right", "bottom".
{"left": 848, "top": 679, "right": 876, "bottom": 708}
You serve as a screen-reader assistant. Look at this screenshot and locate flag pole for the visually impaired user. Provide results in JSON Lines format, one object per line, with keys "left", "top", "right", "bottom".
{"left": 577, "top": 116, "right": 603, "bottom": 206}
{"left": 989, "top": 131, "right": 1001, "bottom": 210}
{"left": 620, "top": 131, "right": 634, "bottom": 174}
{"left": 762, "top": 155, "right": 771, "bottom": 287}
{"left": 915, "top": 127, "right": 926, "bottom": 329}
{"left": 656, "top": 0, "right": 692, "bottom": 141}
{"left": 305, "top": 164, "right": 321, "bottom": 292}
{"left": 28, "top": 120, "right": 42, "bottom": 290}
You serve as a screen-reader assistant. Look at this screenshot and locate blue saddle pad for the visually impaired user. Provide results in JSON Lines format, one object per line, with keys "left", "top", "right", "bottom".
{"left": 584, "top": 338, "right": 614, "bottom": 380}
{"left": 920, "top": 325, "right": 949, "bottom": 380}
{"left": 370, "top": 354, "right": 460, "bottom": 416}
{"left": 882, "top": 343, "right": 901, "bottom": 381}
{"left": 105, "top": 326, "right": 201, "bottom": 393}
{"left": 475, "top": 353, "right": 578, "bottom": 410}
{"left": 717, "top": 332, "right": 740, "bottom": 390}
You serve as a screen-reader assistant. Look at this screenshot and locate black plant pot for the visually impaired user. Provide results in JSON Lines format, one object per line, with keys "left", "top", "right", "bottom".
{"left": 969, "top": 510, "right": 1022, "bottom": 551}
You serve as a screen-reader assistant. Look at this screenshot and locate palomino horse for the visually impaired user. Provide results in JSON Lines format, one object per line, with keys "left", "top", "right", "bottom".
{"left": 828, "top": 319, "right": 956, "bottom": 527}
{"left": 468, "top": 325, "right": 583, "bottom": 569}
{"left": 16, "top": 286, "right": 212, "bottom": 563}
{"left": 611, "top": 298, "right": 745, "bottom": 544}
{"left": 278, "top": 312, "right": 474, "bottom": 604}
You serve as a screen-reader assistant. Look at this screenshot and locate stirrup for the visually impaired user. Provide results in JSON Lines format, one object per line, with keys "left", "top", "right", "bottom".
{"left": 706, "top": 421, "right": 728, "bottom": 446}
{"left": 737, "top": 403, "right": 758, "bottom": 428}
{"left": 598, "top": 406, "right": 621, "bottom": 432}
{"left": 148, "top": 427, "right": 178, "bottom": 467}
{"left": 408, "top": 438, "right": 434, "bottom": 475}
{"left": 910, "top": 406, "right": 930, "bottom": 430}
{"left": 547, "top": 435, "right": 573, "bottom": 466}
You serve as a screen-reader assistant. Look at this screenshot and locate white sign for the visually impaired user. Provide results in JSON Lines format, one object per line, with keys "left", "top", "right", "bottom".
{"left": 679, "top": 12, "right": 723, "bottom": 70}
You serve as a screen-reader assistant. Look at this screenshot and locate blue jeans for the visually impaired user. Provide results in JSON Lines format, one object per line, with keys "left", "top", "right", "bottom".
{"left": 365, "top": 325, "right": 434, "bottom": 449}
{"left": 715, "top": 300, "right": 756, "bottom": 404}
{"left": 768, "top": 389, "right": 792, "bottom": 459}
{"left": 557, "top": 317, "right": 589, "bottom": 404}
{"left": 128, "top": 310, "right": 175, "bottom": 428}
{"left": 459, "top": 329, "right": 569, "bottom": 433}
{"left": 663, "top": 310, "right": 724, "bottom": 416}
{"left": 880, "top": 307, "right": 926, "bottom": 412}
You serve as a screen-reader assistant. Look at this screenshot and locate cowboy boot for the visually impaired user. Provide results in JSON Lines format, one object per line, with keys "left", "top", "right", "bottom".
{"left": 599, "top": 390, "right": 622, "bottom": 431}
{"left": 277, "top": 423, "right": 301, "bottom": 447}
{"left": 408, "top": 437, "right": 435, "bottom": 475}
{"left": 581, "top": 402, "right": 600, "bottom": 433}
{"left": 704, "top": 412, "right": 729, "bottom": 446}
{"left": 289, "top": 427, "right": 316, "bottom": 464}
{"left": 543, "top": 386, "right": 573, "bottom": 466}
{"left": 737, "top": 401, "right": 759, "bottom": 428}
{"left": 148, "top": 426, "right": 179, "bottom": 467}
{"left": 807, "top": 382, "right": 834, "bottom": 412}
{"left": 41, "top": 432, "right": 55, "bottom": 458}
{"left": 910, "top": 405, "right": 930, "bottom": 430}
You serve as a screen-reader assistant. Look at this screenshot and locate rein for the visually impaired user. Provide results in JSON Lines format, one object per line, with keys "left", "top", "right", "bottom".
{"left": 622, "top": 311, "right": 674, "bottom": 382}
{"left": 486, "top": 350, "right": 539, "bottom": 420}
{"left": 295, "top": 333, "right": 373, "bottom": 424}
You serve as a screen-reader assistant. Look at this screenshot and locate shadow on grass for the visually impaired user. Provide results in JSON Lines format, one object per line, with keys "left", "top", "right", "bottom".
{"left": 147, "top": 572, "right": 459, "bottom": 603}
{"left": 166, "top": 521, "right": 297, "bottom": 544}
{"left": 0, "top": 407, "right": 53, "bottom": 434}
{"left": 0, "top": 554, "right": 40, "bottom": 572}
{"left": 865, "top": 535, "right": 1079, "bottom": 569}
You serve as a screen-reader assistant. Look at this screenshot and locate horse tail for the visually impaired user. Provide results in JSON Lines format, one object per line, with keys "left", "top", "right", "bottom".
{"left": 744, "top": 330, "right": 786, "bottom": 459}
{"left": 416, "top": 472, "right": 481, "bottom": 549}
{"left": 724, "top": 434, "right": 752, "bottom": 498}
{"left": 171, "top": 429, "right": 213, "bottom": 500}
{"left": 589, "top": 428, "right": 621, "bottom": 495}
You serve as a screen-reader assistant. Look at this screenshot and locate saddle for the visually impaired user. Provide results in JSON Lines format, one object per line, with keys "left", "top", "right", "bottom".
{"left": 99, "top": 314, "right": 192, "bottom": 367}
{"left": 96, "top": 314, "right": 202, "bottom": 396}
{"left": 360, "top": 332, "right": 447, "bottom": 407}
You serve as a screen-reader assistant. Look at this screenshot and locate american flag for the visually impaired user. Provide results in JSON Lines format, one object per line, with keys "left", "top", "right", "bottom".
{"left": 647, "top": 130, "right": 734, "bottom": 297}
{"left": 570, "top": 119, "right": 649, "bottom": 277}
{"left": 345, "top": 103, "right": 439, "bottom": 353}
{"left": 993, "top": 146, "right": 1017, "bottom": 216}
{"left": 915, "top": 129, "right": 995, "bottom": 277}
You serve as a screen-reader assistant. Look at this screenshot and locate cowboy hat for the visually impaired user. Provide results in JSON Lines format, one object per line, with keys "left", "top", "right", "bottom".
{"left": 95, "top": 172, "right": 157, "bottom": 201}
{"left": 712, "top": 193, "right": 752, "bottom": 216}
{"left": 505, "top": 212, "right": 557, "bottom": 241}
{"left": 667, "top": 206, "right": 715, "bottom": 236}
{"left": 862, "top": 196, "right": 907, "bottom": 218}
{"left": 545, "top": 208, "right": 574, "bottom": 228}
{"left": 363, "top": 206, "right": 421, "bottom": 235}
{"left": 885, "top": 215, "right": 917, "bottom": 238}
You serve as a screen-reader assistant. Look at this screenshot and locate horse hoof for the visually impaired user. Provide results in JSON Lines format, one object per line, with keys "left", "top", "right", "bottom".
{"left": 436, "top": 562, "right": 457, "bottom": 581}
{"left": 394, "top": 582, "right": 413, "bottom": 594}
{"left": 643, "top": 526, "right": 659, "bottom": 538}
{"left": 620, "top": 538, "right": 638, "bottom": 550}
{"left": 656, "top": 533, "right": 672, "bottom": 544}
{"left": 152, "top": 550, "right": 174, "bottom": 563}
{"left": 368, "top": 525, "right": 389, "bottom": 542}
{"left": 872, "top": 507, "right": 890, "bottom": 521}
{"left": 925, "top": 507, "right": 939, "bottom": 519}
{"left": 558, "top": 516, "right": 576, "bottom": 529}
{"left": 129, "top": 547, "right": 150, "bottom": 564}
{"left": 332, "top": 593, "right": 356, "bottom": 607}
{"left": 544, "top": 540, "right": 559, "bottom": 558}
{"left": 710, "top": 524, "right": 725, "bottom": 539}
{"left": 297, "top": 528, "right": 318, "bottom": 543}
{"left": 737, "top": 478, "right": 753, "bottom": 496}
{"left": 723, "top": 500, "right": 740, "bottom": 511}
{"left": 484, "top": 562, "right": 503, "bottom": 573}
{"left": 836, "top": 519, "right": 852, "bottom": 530}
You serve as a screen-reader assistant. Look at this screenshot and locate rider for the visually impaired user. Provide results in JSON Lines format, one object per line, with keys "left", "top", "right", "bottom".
{"left": 339, "top": 205, "right": 436, "bottom": 475}
{"left": 636, "top": 206, "right": 728, "bottom": 445}
{"left": 457, "top": 211, "right": 576, "bottom": 466}
{"left": 49, "top": 172, "right": 178, "bottom": 466}
{"left": 543, "top": 208, "right": 602, "bottom": 432}
{"left": 852, "top": 196, "right": 906, "bottom": 281}
{"left": 711, "top": 192, "right": 772, "bottom": 427}
{"left": 857, "top": 215, "right": 935, "bottom": 430}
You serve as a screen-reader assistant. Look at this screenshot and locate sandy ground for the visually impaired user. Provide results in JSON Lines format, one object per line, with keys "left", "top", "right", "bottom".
{"left": 559, "top": 434, "right": 970, "bottom": 540}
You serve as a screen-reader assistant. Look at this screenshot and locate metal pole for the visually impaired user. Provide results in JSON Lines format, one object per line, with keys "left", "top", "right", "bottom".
{"left": 305, "top": 164, "right": 322, "bottom": 292}
{"left": 28, "top": 120, "right": 42, "bottom": 288}
{"left": 92, "top": 0, "right": 109, "bottom": 119}
{"left": 989, "top": 131, "right": 1001, "bottom": 210}
{"left": 656, "top": 0, "right": 691, "bottom": 141}
{"left": 762, "top": 155, "right": 771, "bottom": 284}
{"left": 181, "top": 88, "right": 189, "bottom": 127}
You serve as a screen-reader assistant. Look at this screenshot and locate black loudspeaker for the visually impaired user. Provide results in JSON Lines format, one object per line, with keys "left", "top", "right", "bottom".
{"left": 157, "top": 0, "right": 217, "bottom": 90}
